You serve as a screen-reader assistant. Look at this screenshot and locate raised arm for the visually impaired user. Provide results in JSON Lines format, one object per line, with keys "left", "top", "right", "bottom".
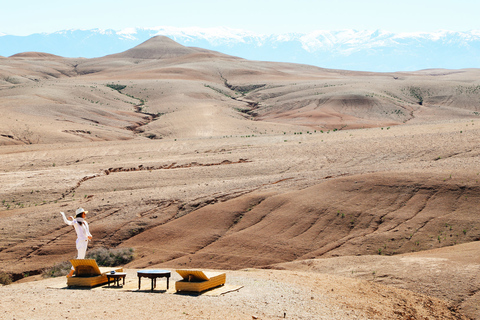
{"left": 60, "top": 212, "right": 74, "bottom": 226}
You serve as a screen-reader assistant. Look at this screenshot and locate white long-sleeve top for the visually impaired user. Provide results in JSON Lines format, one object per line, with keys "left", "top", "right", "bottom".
{"left": 61, "top": 212, "right": 92, "bottom": 241}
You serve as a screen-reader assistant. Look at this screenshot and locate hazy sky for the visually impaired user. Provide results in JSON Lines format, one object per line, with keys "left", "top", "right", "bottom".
{"left": 1, "top": 0, "right": 479, "bottom": 36}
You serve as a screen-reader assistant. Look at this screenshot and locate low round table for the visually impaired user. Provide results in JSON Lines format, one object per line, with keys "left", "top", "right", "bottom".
{"left": 137, "top": 270, "right": 171, "bottom": 291}
{"left": 106, "top": 272, "right": 127, "bottom": 287}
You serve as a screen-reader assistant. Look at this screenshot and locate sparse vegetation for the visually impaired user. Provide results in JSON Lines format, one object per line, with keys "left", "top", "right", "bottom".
{"left": 230, "top": 84, "right": 266, "bottom": 95}
{"left": 85, "top": 247, "right": 135, "bottom": 267}
{"left": 43, "top": 261, "right": 72, "bottom": 278}
{"left": 106, "top": 83, "right": 127, "bottom": 92}
{"left": 0, "top": 272, "right": 13, "bottom": 285}
{"left": 204, "top": 84, "right": 232, "bottom": 98}
{"left": 404, "top": 86, "right": 425, "bottom": 105}
{"left": 456, "top": 85, "right": 480, "bottom": 95}
{"left": 4, "top": 76, "right": 21, "bottom": 85}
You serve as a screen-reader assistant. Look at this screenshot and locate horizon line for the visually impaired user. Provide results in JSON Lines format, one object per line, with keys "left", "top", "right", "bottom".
{"left": 2, "top": 26, "right": 480, "bottom": 37}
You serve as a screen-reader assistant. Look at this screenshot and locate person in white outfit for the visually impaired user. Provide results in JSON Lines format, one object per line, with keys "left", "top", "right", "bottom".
{"left": 60, "top": 207, "right": 93, "bottom": 277}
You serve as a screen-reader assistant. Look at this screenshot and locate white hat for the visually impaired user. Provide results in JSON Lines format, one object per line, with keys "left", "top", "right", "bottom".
{"left": 76, "top": 208, "right": 88, "bottom": 216}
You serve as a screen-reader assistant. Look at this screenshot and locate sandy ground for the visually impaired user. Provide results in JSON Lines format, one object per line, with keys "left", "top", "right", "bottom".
{"left": 0, "top": 267, "right": 468, "bottom": 320}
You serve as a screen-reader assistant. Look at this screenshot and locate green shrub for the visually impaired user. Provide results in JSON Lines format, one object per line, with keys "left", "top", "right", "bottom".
{"left": 42, "top": 247, "right": 135, "bottom": 278}
{"left": 0, "top": 272, "right": 12, "bottom": 285}
{"left": 43, "top": 261, "right": 72, "bottom": 278}
{"left": 106, "top": 84, "right": 127, "bottom": 92}
{"left": 86, "top": 247, "right": 135, "bottom": 267}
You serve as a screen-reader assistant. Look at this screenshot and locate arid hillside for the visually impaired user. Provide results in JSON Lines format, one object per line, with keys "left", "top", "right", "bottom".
{"left": 1, "top": 36, "right": 479, "bottom": 319}
{"left": 1, "top": 36, "right": 480, "bottom": 145}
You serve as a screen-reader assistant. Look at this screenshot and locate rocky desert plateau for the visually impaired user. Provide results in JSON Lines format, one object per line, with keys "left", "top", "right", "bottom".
{"left": 0, "top": 36, "right": 479, "bottom": 319}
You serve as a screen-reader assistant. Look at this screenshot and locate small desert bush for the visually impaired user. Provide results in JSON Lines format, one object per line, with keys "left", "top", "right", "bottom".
{"left": 86, "top": 247, "right": 135, "bottom": 267}
{"left": 106, "top": 83, "right": 126, "bottom": 92}
{"left": 43, "top": 261, "right": 72, "bottom": 278}
{"left": 42, "top": 247, "right": 135, "bottom": 278}
{"left": 0, "top": 272, "right": 13, "bottom": 285}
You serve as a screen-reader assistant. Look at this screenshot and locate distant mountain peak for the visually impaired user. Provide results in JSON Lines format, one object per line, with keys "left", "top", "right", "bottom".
{"left": 106, "top": 35, "right": 199, "bottom": 59}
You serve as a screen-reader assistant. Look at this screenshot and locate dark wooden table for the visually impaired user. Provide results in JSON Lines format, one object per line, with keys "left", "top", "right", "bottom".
{"left": 137, "top": 270, "right": 171, "bottom": 291}
{"left": 106, "top": 272, "right": 127, "bottom": 287}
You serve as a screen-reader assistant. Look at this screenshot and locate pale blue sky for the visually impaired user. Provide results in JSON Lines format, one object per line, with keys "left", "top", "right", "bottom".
{"left": 1, "top": 0, "right": 479, "bottom": 36}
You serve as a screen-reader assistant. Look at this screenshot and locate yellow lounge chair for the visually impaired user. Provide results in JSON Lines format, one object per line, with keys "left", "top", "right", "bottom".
{"left": 175, "top": 269, "right": 226, "bottom": 292}
{"left": 67, "top": 259, "right": 123, "bottom": 287}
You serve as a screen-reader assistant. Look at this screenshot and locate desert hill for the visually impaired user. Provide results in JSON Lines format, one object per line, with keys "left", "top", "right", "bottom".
{"left": 1, "top": 36, "right": 480, "bottom": 319}
{"left": 104, "top": 35, "right": 234, "bottom": 60}
{"left": 0, "top": 37, "right": 479, "bottom": 144}
{"left": 9, "top": 52, "right": 63, "bottom": 59}
{"left": 106, "top": 36, "right": 199, "bottom": 59}
{"left": 1, "top": 36, "right": 479, "bottom": 145}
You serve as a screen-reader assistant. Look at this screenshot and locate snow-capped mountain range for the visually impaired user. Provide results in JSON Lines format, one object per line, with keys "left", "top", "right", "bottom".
{"left": 1, "top": 27, "right": 480, "bottom": 72}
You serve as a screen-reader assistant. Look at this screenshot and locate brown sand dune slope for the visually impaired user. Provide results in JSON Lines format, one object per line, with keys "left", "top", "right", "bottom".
{"left": 117, "top": 172, "right": 479, "bottom": 270}
{"left": 274, "top": 242, "right": 480, "bottom": 319}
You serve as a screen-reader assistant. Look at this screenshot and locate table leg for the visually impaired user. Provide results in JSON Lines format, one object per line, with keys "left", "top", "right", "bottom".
{"left": 123, "top": 276, "right": 125, "bottom": 286}
{"left": 138, "top": 276, "right": 141, "bottom": 290}
{"left": 167, "top": 276, "right": 169, "bottom": 290}
{"left": 107, "top": 276, "right": 111, "bottom": 287}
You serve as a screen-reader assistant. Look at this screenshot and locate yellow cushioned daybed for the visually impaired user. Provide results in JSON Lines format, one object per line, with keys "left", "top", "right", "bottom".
{"left": 175, "top": 270, "right": 226, "bottom": 292}
{"left": 67, "top": 259, "right": 123, "bottom": 287}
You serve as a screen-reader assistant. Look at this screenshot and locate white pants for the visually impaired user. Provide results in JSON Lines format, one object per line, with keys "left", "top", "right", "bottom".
{"left": 71, "top": 239, "right": 88, "bottom": 270}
